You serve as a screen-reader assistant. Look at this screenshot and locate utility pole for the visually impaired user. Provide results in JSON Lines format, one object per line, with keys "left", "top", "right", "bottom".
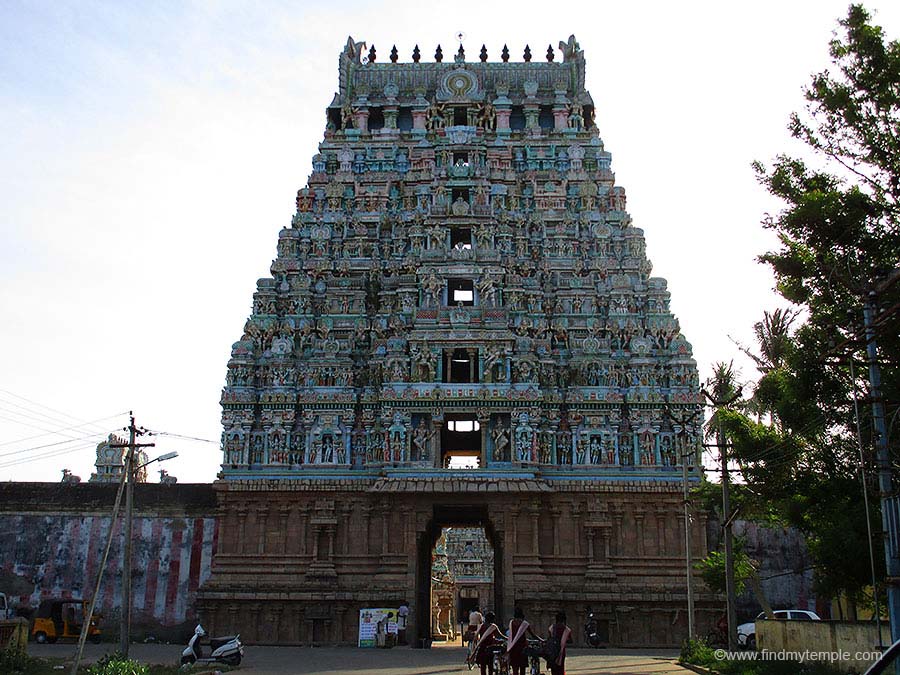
{"left": 703, "top": 387, "right": 742, "bottom": 653}
{"left": 863, "top": 292, "right": 900, "bottom": 644}
{"left": 109, "top": 413, "right": 154, "bottom": 658}
{"left": 70, "top": 466, "right": 128, "bottom": 675}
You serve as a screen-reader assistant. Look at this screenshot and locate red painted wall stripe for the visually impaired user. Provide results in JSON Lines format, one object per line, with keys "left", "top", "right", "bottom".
{"left": 188, "top": 518, "right": 204, "bottom": 596}
{"left": 163, "top": 529, "right": 183, "bottom": 626}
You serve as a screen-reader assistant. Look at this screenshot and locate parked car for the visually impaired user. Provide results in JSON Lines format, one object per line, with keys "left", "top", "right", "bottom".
{"left": 737, "top": 609, "right": 820, "bottom": 650}
{"left": 31, "top": 599, "right": 101, "bottom": 644}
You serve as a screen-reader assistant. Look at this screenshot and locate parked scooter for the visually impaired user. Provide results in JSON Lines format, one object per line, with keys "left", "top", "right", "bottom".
{"left": 584, "top": 613, "right": 604, "bottom": 648}
{"left": 181, "top": 624, "right": 243, "bottom": 666}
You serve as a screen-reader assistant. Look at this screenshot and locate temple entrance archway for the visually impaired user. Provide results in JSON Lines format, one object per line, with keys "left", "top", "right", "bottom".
{"left": 414, "top": 504, "right": 503, "bottom": 647}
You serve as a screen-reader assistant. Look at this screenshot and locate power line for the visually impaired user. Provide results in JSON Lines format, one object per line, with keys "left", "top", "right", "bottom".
{"left": 0, "top": 432, "right": 108, "bottom": 459}
{"left": 0, "top": 389, "right": 115, "bottom": 434}
{"left": 152, "top": 431, "right": 217, "bottom": 444}
{"left": 0, "top": 412, "right": 128, "bottom": 448}
{"left": 0, "top": 441, "right": 101, "bottom": 470}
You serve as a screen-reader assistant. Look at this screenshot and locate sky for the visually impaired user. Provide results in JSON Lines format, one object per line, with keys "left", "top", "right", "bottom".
{"left": 2, "top": 0, "right": 897, "bottom": 483}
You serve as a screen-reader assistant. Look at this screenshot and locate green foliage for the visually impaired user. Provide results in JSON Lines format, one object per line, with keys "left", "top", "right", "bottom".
{"left": 735, "top": 3, "right": 900, "bottom": 602}
{"left": 85, "top": 653, "right": 149, "bottom": 675}
{"left": 695, "top": 539, "right": 756, "bottom": 596}
{"left": 679, "top": 638, "right": 846, "bottom": 674}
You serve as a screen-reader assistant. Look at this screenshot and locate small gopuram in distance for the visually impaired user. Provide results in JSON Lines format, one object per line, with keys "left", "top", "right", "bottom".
{"left": 198, "top": 36, "right": 712, "bottom": 647}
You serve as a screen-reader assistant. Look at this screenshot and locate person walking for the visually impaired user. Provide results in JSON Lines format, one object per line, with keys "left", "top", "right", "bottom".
{"left": 507, "top": 607, "right": 542, "bottom": 675}
{"left": 467, "top": 606, "right": 485, "bottom": 651}
{"left": 472, "top": 610, "right": 504, "bottom": 675}
{"left": 546, "top": 611, "right": 572, "bottom": 675}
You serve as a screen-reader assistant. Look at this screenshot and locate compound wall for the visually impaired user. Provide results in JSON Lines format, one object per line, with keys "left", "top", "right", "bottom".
{"left": 0, "top": 483, "right": 216, "bottom": 641}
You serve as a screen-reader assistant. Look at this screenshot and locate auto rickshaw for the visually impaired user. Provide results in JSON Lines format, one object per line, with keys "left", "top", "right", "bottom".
{"left": 31, "top": 599, "right": 101, "bottom": 643}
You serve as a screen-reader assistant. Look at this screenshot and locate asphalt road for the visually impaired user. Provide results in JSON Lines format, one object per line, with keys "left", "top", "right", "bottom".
{"left": 31, "top": 642, "right": 690, "bottom": 674}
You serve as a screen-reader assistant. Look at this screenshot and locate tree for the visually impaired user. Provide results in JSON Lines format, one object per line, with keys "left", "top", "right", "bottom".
{"left": 732, "top": 4, "right": 899, "bottom": 607}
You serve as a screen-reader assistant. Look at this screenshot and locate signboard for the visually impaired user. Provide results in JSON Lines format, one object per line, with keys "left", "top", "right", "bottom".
{"left": 358, "top": 607, "right": 398, "bottom": 647}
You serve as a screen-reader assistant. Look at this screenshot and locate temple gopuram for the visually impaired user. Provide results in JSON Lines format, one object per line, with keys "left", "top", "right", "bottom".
{"left": 198, "top": 36, "right": 713, "bottom": 647}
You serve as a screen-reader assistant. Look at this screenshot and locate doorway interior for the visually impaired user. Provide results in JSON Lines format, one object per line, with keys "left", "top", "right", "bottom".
{"left": 415, "top": 505, "right": 502, "bottom": 647}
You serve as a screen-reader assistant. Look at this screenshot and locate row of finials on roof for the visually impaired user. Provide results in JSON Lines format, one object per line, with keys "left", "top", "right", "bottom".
{"left": 366, "top": 43, "right": 562, "bottom": 64}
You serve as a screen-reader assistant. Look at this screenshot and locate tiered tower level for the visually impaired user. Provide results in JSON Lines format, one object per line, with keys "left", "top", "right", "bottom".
{"left": 204, "top": 37, "right": 711, "bottom": 647}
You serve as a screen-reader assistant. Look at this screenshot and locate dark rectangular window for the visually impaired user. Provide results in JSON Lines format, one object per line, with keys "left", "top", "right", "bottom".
{"left": 397, "top": 107, "right": 413, "bottom": 131}
{"left": 453, "top": 106, "right": 468, "bottom": 126}
{"left": 509, "top": 106, "right": 526, "bottom": 130}
{"left": 450, "top": 227, "right": 472, "bottom": 250}
{"left": 443, "top": 348, "right": 479, "bottom": 383}
{"left": 369, "top": 107, "right": 385, "bottom": 130}
{"left": 539, "top": 105, "right": 554, "bottom": 129}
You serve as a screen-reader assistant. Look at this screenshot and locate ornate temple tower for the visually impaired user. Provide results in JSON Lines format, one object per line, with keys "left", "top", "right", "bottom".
{"left": 201, "top": 36, "right": 712, "bottom": 647}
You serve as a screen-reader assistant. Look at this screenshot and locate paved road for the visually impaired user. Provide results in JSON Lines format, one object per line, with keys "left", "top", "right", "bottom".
{"left": 32, "top": 643, "right": 689, "bottom": 674}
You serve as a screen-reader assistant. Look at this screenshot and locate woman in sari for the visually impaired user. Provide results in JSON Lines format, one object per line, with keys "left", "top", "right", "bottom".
{"left": 507, "top": 606, "right": 542, "bottom": 675}
{"left": 471, "top": 610, "right": 504, "bottom": 675}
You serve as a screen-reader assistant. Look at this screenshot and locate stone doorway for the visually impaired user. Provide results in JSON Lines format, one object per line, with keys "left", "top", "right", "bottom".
{"left": 415, "top": 504, "right": 502, "bottom": 647}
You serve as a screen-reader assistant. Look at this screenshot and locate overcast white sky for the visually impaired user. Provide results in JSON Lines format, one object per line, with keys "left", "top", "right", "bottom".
{"left": 1, "top": 1, "right": 896, "bottom": 483}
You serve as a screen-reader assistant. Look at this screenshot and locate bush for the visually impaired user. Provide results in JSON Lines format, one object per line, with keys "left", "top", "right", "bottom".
{"left": 85, "top": 653, "right": 149, "bottom": 675}
{"left": 679, "top": 638, "right": 846, "bottom": 675}
{"left": 0, "top": 648, "right": 42, "bottom": 675}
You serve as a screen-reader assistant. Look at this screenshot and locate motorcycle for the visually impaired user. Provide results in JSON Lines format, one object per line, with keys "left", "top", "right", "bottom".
{"left": 584, "top": 613, "right": 604, "bottom": 648}
{"left": 181, "top": 624, "right": 243, "bottom": 666}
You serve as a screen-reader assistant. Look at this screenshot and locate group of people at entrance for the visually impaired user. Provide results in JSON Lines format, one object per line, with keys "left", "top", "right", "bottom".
{"left": 466, "top": 606, "right": 571, "bottom": 675}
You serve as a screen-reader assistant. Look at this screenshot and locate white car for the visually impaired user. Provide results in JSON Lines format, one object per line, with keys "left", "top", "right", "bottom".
{"left": 737, "top": 609, "right": 821, "bottom": 650}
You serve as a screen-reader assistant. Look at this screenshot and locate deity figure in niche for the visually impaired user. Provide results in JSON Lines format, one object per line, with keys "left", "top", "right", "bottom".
{"left": 425, "top": 98, "right": 446, "bottom": 131}
{"left": 640, "top": 430, "right": 655, "bottom": 465}
{"left": 477, "top": 270, "right": 498, "bottom": 307}
{"left": 557, "top": 428, "right": 572, "bottom": 465}
{"left": 482, "top": 344, "right": 507, "bottom": 383}
{"left": 320, "top": 434, "right": 334, "bottom": 463}
{"left": 619, "top": 431, "right": 634, "bottom": 465}
{"left": 539, "top": 431, "right": 552, "bottom": 464}
{"left": 388, "top": 413, "right": 407, "bottom": 462}
{"left": 514, "top": 413, "right": 535, "bottom": 462}
{"left": 660, "top": 434, "right": 677, "bottom": 467}
{"left": 225, "top": 431, "right": 244, "bottom": 465}
{"left": 603, "top": 435, "right": 617, "bottom": 465}
{"left": 589, "top": 436, "right": 601, "bottom": 465}
{"left": 492, "top": 419, "right": 510, "bottom": 462}
{"left": 250, "top": 434, "right": 265, "bottom": 464}
{"left": 288, "top": 432, "right": 304, "bottom": 466}
{"left": 574, "top": 435, "right": 586, "bottom": 464}
{"left": 411, "top": 419, "right": 434, "bottom": 461}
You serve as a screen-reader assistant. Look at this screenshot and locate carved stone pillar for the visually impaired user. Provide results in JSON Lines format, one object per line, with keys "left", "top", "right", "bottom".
{"left": 340, "top": 503, "right": 353, "bottom": 554}
{"left": 380, "top": 504, "right": 391, "bottom": 554}
{"left": 236, "top": 503, "right": 248, "bottom": 555}
{"left": 257, "top": 505, "right": 269, "bottom": 555}
{"left": 571, "top": 502, "right": 583, "bottom": 557}
{"left": 550, "top": 506, "right": 561, "bottom": 556}
{"left": 278, "top": 505, "right": 291, "bottom": 554}
{"left": 655, "top": 505, "right": 667, "bottom": 557}
{"left": 529, "top": 503, "right": 540, "bottom": 554}
{"left": 362, "top": 504, "right": 374, "bottom": 554}
{"left": 610, "top": 503, "right": 624, "bottom": 557}
{"left": 634, "top": 508, "right": 645, "bottom": 557}
{"left": 312, "top": 524, "right": 322, "bottom": 560}
{"left": 298, "top": 504, "right": 310, "bottom": 555}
